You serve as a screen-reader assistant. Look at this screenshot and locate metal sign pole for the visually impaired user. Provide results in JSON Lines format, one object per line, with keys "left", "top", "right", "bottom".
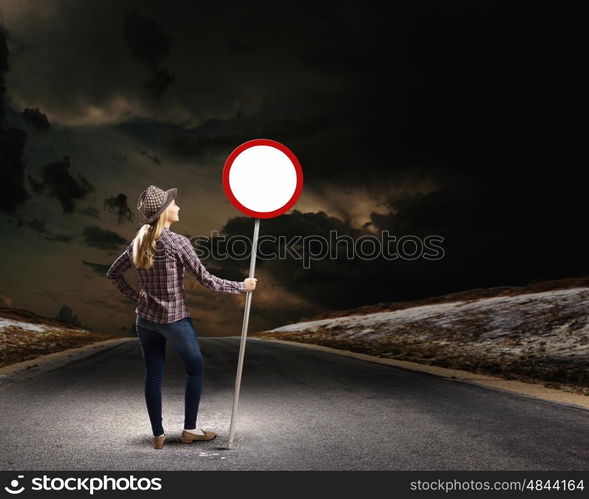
{"left": 228, "top": 217, "right": 260, "bottom": 448}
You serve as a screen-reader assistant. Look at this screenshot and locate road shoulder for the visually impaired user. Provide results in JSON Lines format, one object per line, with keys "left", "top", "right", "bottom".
{"left": 252, "top": 337, "right": 589, "bottom": 411}
{"left": 0, "top": 337, "right": 136, "bottom": 383}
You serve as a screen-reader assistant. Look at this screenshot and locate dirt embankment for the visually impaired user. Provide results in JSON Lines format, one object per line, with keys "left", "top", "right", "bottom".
{"left": 0, "top": 307, "right": 122, "bottom": 368}
{"left": 253, "top": 277, "right": 589, "bottom": 397}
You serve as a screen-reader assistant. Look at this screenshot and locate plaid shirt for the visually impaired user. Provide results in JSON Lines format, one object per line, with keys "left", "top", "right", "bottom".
{"left": 106, "top": 227, "right": 246, "bottom": 324}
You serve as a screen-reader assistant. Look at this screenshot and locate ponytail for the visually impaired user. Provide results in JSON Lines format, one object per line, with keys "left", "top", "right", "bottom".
{"left": 132, "top": 210, "right": 168, "bottom": 270}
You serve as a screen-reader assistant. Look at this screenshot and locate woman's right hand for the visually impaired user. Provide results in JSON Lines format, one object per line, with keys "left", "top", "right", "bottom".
{"left": 244, "top": 277, "right": 257, "bottom": 292}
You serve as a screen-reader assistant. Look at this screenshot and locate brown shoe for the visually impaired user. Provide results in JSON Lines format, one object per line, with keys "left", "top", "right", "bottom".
{"left": 153, "top": 434, "right": 166, "bottom": 450}
{"left": 181, "top": 429, "right": 217, "bottom": 443}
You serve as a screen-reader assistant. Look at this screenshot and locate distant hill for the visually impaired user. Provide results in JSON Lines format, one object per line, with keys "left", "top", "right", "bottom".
{"left": 0, "top": 307, "right": 88, "bottom": 330}
{"left": 295, "top": 275, "right": 589, "bottom": 322}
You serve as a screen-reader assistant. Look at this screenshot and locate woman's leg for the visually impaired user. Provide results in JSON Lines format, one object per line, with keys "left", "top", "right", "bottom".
{"left": 136, "top": 319, "right": 167, "bottom": 436}
{"left": 165, "top": 317, "right": 204, "bottom": 430}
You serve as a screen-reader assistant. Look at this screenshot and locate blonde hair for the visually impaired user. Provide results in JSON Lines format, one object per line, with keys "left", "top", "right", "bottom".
{"left": 132, "top": 206, "right": 169, "bottom": 270}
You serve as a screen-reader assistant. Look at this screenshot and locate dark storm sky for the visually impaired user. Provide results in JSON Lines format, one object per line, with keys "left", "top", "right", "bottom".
{"left": 0, "top": 1, "right": 581, "bottom": 336}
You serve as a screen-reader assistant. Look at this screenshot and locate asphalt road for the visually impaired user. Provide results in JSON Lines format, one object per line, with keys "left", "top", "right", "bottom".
{"left": 0, "top": 337, "right": 588, "bottom": 471}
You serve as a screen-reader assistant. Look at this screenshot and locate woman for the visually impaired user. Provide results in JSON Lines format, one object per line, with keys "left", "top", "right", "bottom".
{"left": 106, "top": 184, "right": 257, "bottom": 450}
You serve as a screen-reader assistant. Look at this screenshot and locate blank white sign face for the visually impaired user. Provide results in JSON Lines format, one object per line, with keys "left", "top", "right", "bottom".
{"left": 223, "top": 139, "right": 303, "bottom": 218}
{"left": 229, "top": 145, "right": 296, "bottom": 212}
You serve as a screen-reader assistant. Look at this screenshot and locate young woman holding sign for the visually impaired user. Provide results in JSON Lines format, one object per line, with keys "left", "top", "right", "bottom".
{"left": 106, "top": 185, "right": 257, "bottom": 449}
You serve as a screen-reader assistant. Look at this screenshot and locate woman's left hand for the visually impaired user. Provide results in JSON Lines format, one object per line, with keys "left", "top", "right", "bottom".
{"left": 244, "top": 278, "right": 257, "bottom": 292}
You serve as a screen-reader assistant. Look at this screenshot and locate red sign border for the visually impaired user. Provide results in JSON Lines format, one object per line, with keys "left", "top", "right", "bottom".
{"left": 222, "top": 138, "right": 304, "bottom": 219}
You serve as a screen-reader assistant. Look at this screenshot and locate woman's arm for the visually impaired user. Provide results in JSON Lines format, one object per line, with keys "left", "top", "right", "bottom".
{"left": 176, "top": 235, "right": 247, "bottom": 294}
{"left": 106, "top": 245, "right": 141, "bottom": 302}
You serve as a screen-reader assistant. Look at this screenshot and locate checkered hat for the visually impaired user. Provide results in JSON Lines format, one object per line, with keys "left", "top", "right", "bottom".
{"left": 137, "top": 185, "right": 177, "bottom": 225}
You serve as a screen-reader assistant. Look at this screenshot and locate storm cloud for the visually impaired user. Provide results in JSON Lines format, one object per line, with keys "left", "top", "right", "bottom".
{"left": 122, "top": 11, "right": 174, "bottom": 100}
{"left": 82, "top": 260, "right": 111, "bottom": 275}
{"left": 82, "top": 225, "right": 128, "bottom": 250}
{"left": 27, "top": 156, "right": 94, "bottom": 213}
{"left": 0, "top": 1, "right": 577, "bottom": 335}
{"left": 13, "top": 216, "right": 73, "bottom": 243}
{"left": 22, "top": 106, "right": 50, "bottom": 132}
{"left": 104, "top": 193, "right": 134, "bottom": 224}
{"left": 0, "top": 26, "right": 29, "bottom": 215}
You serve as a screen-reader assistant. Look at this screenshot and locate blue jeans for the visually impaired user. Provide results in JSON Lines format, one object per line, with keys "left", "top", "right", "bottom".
{"left": 135, "top": 315, "right": 204, "bottom": 436}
